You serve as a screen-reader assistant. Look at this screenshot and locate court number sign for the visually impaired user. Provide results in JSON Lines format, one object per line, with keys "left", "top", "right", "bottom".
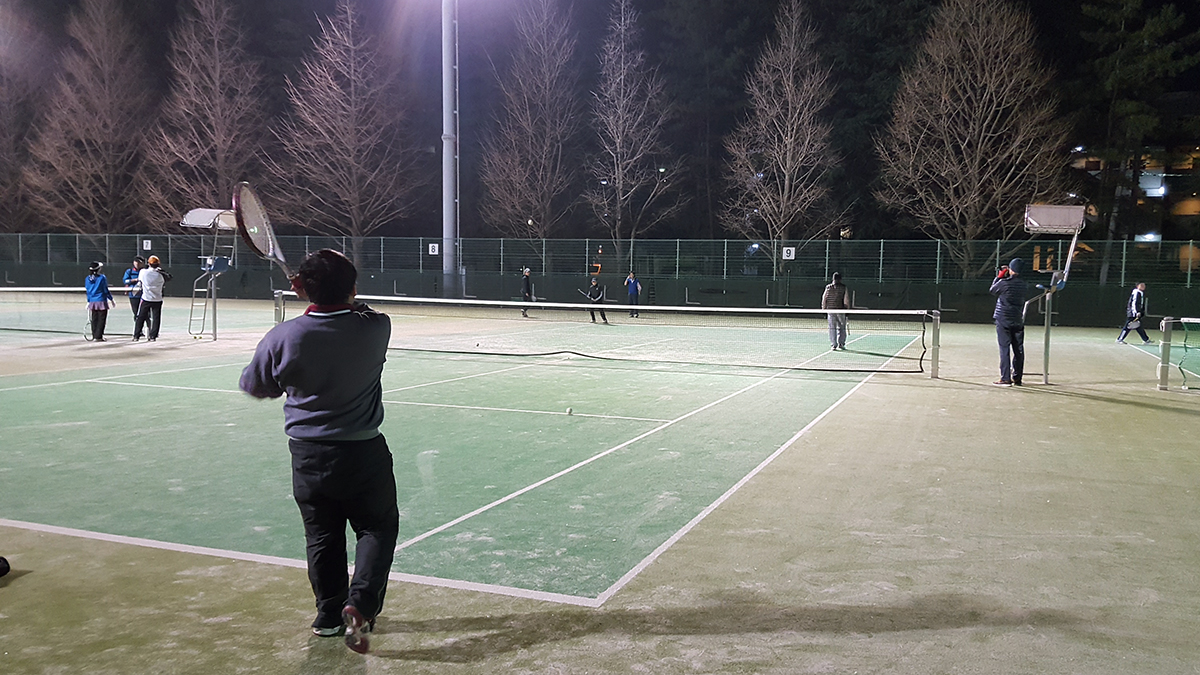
{"left": 781, "top": 247, "right": 796, "bottom": 260}
{"left": 143, "top": 239, "right": 152, "bottom": 251}
{"left": 428, "top": 243, "right": 439, "bottom": 256}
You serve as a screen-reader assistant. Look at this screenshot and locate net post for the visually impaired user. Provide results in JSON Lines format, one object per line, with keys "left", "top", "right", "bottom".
{"left": 930, "top": 310, "right": 940, "bottom": 379}
{"left": 1158, "top": 318, "right": 1173, "bottom": 391}
{"left": 1042, "top": 291, "right": 1052, "bottom": 385}
{"left": 274, "top": 289, "right": 285, "bottom": 324}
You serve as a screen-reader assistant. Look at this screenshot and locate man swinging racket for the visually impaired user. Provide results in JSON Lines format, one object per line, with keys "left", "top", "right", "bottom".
{"left": 237, "top": 189, "right": 396, "bottom": 655}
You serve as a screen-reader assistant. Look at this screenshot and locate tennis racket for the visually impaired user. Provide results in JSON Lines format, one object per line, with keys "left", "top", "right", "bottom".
{"left": 233, "top": 182, "right": 293, "bottom": 278}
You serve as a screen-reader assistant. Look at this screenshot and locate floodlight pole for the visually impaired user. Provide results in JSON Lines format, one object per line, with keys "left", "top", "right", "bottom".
{"left": 441, "top": 0, "right": 459, "bottom": 298}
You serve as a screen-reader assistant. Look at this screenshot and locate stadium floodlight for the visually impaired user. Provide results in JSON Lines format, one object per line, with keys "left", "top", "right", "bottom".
{"left": 1023, "top": 204, "right": 1087, "bottom": 385}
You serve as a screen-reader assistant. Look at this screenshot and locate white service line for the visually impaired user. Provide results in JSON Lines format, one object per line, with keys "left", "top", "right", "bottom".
{"left": 383, "top": 364, "right": 536, "bottom": 394}
{"left": 382, "top": 398, "right": 670, "bottom": 423}
{"left": 394, "top": 349, "right": 834, "bottom": 553}
{"left": 87, "top": 380, "right": 239, "bottom": 395}
{"left": 0, "top": 362, "right": 244, "bottom": 393}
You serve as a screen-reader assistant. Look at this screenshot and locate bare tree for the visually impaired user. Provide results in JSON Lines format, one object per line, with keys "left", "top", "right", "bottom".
{"left": 269, "top": 0, "right": 421, "bottom": 259}
{"left": 584, "top": 0, "right": 683, "bottom": 269}
{"left": 479, "top": 0, "right": 580, "bottom": 240}
{"left": 22, "top": 0, "right": 153, "bottom": 234}
{"left": 720, "top": 0, "right": 838, "bottom": 246}
{"left": 0, "top": 4, "right": 54, "bottom": 232}
{"left": 138, "top": 0, "right": 267, "bottom": 229}
{"left": 875, "top": 0, "right": 1070, "bottom": 278}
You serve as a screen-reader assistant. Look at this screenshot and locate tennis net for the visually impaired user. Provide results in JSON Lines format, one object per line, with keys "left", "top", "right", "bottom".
{"left": 0, "top": 287, "right": 105, "bottom": 337}
{"left": 1157, "top": 317, "right": 1199, "bottom": 390}
{"left": 279, "top": 293, "right": 940, "bottom": 374}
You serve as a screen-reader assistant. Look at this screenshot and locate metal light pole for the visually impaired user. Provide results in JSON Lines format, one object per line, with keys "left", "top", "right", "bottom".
{"left": 441, "top": 0, "right": 459, "bottom": 297}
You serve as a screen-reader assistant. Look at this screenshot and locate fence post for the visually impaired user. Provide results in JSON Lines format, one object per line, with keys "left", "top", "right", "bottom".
{"left": 824, "top": 239, "right": 829, "bottom": 281}
{"left": 46, "top": 233, "right": 50, "bottom": 264}
{"left": 675, "top": 239, "right": 680, "bottom": 279}
{"left": 995, "top": 240, "right": 1000, "bottom": 270}
{"left": 936, "top": 240, "right": 942, "bottom": 284}
{"left": 419, "top": 237, "right": 423, "bottom": 274}
{"left": 723, "top": 239, "right": 728, "bottom": 279}
{"left": 380, "top": 238, "right": 384, "bottom": 272}
{"left": 499, "top": 239, "right": 504, "bottom": 273}
{"left": 878, "top": 240, "right": 884, "bottom": 284}
{"left": 17, "top": 233, "right": 22, "bottom": 264}
{"left": 1120, "top": 238, "right": 1127, "bottom": 287}
{"left": 1188, "top": 240, "right": 1194, "bottom": 289}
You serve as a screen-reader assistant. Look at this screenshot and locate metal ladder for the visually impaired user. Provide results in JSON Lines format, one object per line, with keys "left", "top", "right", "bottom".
{"left": 186, "top": 226, "right": 236, "bottom": 339}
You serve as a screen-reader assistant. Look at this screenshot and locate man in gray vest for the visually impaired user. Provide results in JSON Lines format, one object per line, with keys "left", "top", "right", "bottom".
{"left": 821, "top": 272, "right": 849, "bottom": 350}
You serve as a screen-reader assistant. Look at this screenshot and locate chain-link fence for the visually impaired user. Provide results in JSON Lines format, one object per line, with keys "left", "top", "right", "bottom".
{"left": 1, "top": 233, "right": 1196, "bottom": 288}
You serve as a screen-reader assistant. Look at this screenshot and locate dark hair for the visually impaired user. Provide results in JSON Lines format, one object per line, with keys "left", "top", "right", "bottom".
{"left": 832, "top": 272, "right": 841, "bottom": 282}
{"left": 298, "top": 249, "right": 357, "bottom": 305}
{"left": 133, "top": 256, "right": 145, "bottom": 264}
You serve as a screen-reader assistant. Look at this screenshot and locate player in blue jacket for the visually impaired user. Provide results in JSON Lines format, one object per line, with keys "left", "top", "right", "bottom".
{"left": 84, "top": 262, "right": 114, "bottom": 341}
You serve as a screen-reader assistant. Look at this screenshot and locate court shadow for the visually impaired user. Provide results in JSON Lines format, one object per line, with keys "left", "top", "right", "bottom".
{"left": 943, "top": 376, "right": 1200, "bottom": 418}
{"left": 0, "top": 567, "right": 32, "bottom": 589}
{"left": 368, "top": 592, "right": 1080, "bottom": 663}
{"left": 294, "top": 635, "right": 370, "bottom": 675}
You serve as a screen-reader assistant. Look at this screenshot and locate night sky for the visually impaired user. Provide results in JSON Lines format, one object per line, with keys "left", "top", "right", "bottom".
{"left": 6, "top": 0, "right": 1200, "bottom": 238}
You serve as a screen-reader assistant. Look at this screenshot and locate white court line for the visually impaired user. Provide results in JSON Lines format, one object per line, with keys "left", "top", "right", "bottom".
{"left": 0, "top": 362, "right": 243, "bottom": 393}
{"left": 87, "top": 380, "right": 239, "bottom": 395}
{"left": 384, "top": 364, "right": 536, "bottom": 394}
{"left": 0, "top": 340, "right": 918, "bottom": 608}
{"left": 593, "top": 335, "right": 919, "bottom": 605}
{"left": 0, "top": 517, "right": 602, "bottom": 607}
{"left": 394, "top": 348, "right": 837, "bottom": 553}
{"left": 382, "top": 399, "right": 669, "bottom": 422}
{"left": 0, "top": 518, "right": 308, "bottom": 570}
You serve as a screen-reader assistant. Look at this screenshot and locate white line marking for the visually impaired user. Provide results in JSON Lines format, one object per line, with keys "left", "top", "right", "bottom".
{"left": 0, "top": 517, "right": 601, "bottom": 606}
{"left": 382, "top": 399, "right": 670, "bottom": 422}
{"left": 0, "top": 362, "right": 242, "bottom": 393}
{"left": 0, "top": 518, "right": 307, "bottom": 570}
{"left": 593, "top": 335, "right": 921, "bottom": 605}
{"left": 394, "top": 350, "right": 835, "bottom": 553}
{"left": 86, "top": 380, "right": 239, "bottom": 395}
{"left": 383, "top": 364, "right": 535, "bottom": 394}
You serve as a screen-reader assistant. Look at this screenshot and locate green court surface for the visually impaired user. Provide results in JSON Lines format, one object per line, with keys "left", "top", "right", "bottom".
{"left": 2, "top": 299, "right": 1199, "bottom": 674}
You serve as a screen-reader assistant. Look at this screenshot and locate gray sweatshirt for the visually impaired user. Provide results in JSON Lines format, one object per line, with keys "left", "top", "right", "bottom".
{"left": 240, "top": 304, "right": 390, "bottom": 441}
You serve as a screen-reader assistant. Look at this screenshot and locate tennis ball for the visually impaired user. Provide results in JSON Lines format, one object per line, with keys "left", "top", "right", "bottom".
{"left": 0, "top": 556, "right": 9, "bottom": 578}
{"left": 566, "top": 408, "right": 573, "bottom": 415}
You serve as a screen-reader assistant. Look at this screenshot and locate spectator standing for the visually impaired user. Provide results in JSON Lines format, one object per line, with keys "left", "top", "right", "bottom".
{"left": 821, "top": 272, "right": 849, "bottom": 350}
{"left": 624, "top": 272, "right": 641, "bottom": 317}
{"left": 122, "top": 257, "right": 144, "bottom": 318}
{"left": 133, "top": 255, "right": 171, "bottom": 342}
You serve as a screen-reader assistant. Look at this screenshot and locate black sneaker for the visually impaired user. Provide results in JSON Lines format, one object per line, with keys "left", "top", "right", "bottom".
{"left": 342, "top": 605, "right": 371, "bottom": 654}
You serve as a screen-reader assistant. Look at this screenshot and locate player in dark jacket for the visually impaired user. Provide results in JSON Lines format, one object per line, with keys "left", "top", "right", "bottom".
{"left": 239, "top": 249, "right": 396, "bottom": 654}
{"left": 586, "top": 278, "right": 607, "bottom": 324}
{"left": 989, "top": 257, "right": 1028, "bottom": 386}
{"left": 521, "top": 268, "right": 532, "bottom": 317}
{"left": 1116, "top": 282, "right": 1151, "bottom": 344}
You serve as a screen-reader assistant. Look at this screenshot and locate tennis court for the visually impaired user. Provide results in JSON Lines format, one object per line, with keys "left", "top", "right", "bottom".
{"left": 2, "top": 295, "right": 1199, "bottom": 674}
